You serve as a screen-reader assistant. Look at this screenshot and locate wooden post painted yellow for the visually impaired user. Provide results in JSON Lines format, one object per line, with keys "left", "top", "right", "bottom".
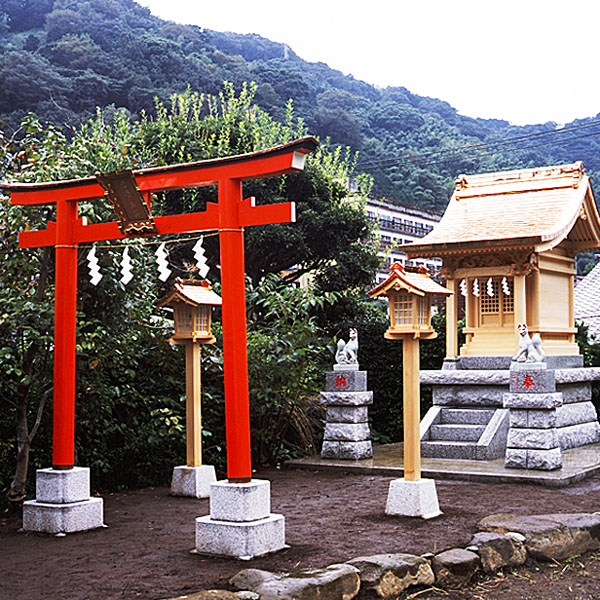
{"left": 403, "top": 336, "right": 421, "bottom": 481}
{"left": 445, "top": 278, "right": 458, "bottom": 358}
{"left": 185, "top": 341, "right": 203, "bottom": 467}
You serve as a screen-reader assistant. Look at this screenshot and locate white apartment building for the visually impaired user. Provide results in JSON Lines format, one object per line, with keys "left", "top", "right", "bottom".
{"left": 366, "top": 195, "right": 443, "bottom": 283}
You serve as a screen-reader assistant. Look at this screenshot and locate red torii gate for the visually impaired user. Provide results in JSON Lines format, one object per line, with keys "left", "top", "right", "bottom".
{"left": 3, "top": 137, "right": 318, "bottom": 482}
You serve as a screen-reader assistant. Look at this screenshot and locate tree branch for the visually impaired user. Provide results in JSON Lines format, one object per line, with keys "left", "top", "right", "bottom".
{"left": 27, "top": 387, "right": 51, "bottom": 444}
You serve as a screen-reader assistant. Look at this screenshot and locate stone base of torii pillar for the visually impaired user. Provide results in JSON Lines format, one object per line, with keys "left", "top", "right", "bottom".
{"left": 22, "top": 467, "right": 105, "bottom": 535}
{"left": 194, "top": 479, "right": 286, "bottom": 560}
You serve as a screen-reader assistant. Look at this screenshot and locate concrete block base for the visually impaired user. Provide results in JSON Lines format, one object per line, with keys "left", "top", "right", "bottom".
{"left": 23, "top": 497, "right": 104, "bottom": 534}
{"left": 23, "top": 466, "right": 105, "bottom": 534}
{"left": 36, "top": 467, "right": 91, "bottom": 503}
{"left": 171, "top": 465, "right": 216, "bottom": 499}
{"left": 385, "top": 478, "right": 442, "bottom": 519}
{"left": 194, "top": 513, "right": 286, "bottom": 560}
{"left": 321, "top": 440, "right": 372, "bottom": 460}
{"left": 209, "top": 479, "right": 270, "bottom": 522}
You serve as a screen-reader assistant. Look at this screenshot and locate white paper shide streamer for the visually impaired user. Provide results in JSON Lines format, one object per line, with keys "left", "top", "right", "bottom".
{"left": 460, "top": 279, "right": 467, "bottom": 297}
{"left": 121, "top": 247, "right": 133, "bottom": 285}
{"left": 473, "top": 278, "right": 480, "bottom": 297}
{"left": 502, "top": 276, "right": 511, "bottom": 296}
{"left": 193, "top": 237, "right": 210, "bottom": 279}
{"left": 487, "top": 277, "right": 494, "bottom": 297}
{"left": 155, "top": 242, "right": 171, "bottom": 282}
{"left": 87, "top": 246, "right": 102, "bottom": 286}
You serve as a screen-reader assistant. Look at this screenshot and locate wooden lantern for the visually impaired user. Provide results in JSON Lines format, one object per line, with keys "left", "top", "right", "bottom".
{"left": 370, "top": 263, "right": 450, "bottom": 341}
{"left": 369, "top": 263, "right": 452, "bottom": 485}
{"left": 159, "top": 278, "right": 222, "bottom": 344}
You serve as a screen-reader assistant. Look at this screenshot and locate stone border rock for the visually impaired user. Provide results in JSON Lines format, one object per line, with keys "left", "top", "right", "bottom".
{"left": 164, "top": 511, "right": 600, "bottom": 600}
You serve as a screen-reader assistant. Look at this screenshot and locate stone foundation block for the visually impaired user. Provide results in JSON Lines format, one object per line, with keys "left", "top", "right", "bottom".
{"left": 171, "top": 465, "right": 216, "bottom": 499}
{"left": 504, "top": 448, "right": 528, "bottom": 469}
{"left": 504, "top": 392, "right": 562, "bottom": 410}
{"left": 510, "top": 367, "right": 555, "bottom": 394}
{"left": 195, "top": 514, "right": 285, "bottom": 560}
{"left": 509, "top": 409, "right": 556, "bottom": 429}
{"left": 559, "top": 382, "right": 592, "bottom": 404}
{"left": 23, "top": 497, "right": 104, "bottom": 534}
{"left": 36, "top": 467, "right": 91, "bottom": 504}
{"left": 385, "top": 478, "right": 441, "bottom": 519}
{"left": 557, "top": 421, "right": 600, "bottom": 450}
{"left": 326, "top": 406, "right": 368, "bottom": 423}
{"left": 321, "top": 440, "right": 372, "bottom": 460}
{"left": 209, "top": 480, "right": 270, "bottom": 523}
{"left": 323, "top": 422, "right": 370, "bottom": 442}
{"left": 527, "top": 447, "right": 562, "bottom": 470}
{"left": 433, "top": 384, "right": 505, "bottom": 407}
{"left": 326, "top": 370, "right": 367, "bottom": 392}
{"left": 507, "top": 428, "right": 559, "bottom": 450}
{"left": 320, "top": 391, "right": 373, "bottom": 406}
{"left": 555, "top": 402, "right": 598, "bottom": 428}
{"left": 505, "top": 447, "right": 562, "bottom": 470}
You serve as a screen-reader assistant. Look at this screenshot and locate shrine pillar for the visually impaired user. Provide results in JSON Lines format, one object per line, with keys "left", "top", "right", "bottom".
{"left": 513, "top": 272, "right": 527, "bottom": 349}
{"left": 444, "top": 275, "right": 458, "bottom": 358}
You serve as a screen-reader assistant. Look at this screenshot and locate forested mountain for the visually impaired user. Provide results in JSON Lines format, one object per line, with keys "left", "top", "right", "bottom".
{"left": 3, "top": 0, "right": 600, "bottom": 209}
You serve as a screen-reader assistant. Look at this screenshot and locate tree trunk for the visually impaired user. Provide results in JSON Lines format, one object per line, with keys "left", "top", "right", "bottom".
{"left": 8, "top": 395, "right": 30, "bottom": 502}
{"left": 6, "top": 247, "right": 52, "bottom": 503}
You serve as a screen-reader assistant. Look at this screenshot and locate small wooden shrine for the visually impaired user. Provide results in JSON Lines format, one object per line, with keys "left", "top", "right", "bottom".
{"left": 404, "top": 162, "right": 600, "bottom": 357}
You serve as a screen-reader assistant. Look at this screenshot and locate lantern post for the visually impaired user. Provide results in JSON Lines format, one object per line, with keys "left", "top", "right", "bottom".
{"left": 369, "top": 263, "right": 452, "bottom": 518}
{"left": 158, "top": 278, "right": 222, "bottom": 497}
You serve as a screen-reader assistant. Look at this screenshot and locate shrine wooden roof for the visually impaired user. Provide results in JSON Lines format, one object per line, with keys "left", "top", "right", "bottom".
{"left": 369, "top": 263, "right": 452, "bottom": 298}
{"left": 158, "top": 279, "right": 222, "bottom": 308}
{"left": 404, "top": 161, "right": 600, "bottom": 259}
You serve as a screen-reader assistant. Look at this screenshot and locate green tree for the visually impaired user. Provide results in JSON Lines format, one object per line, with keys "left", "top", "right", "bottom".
{"left": 0, "top": 85, "right": 379, "bottom": 502}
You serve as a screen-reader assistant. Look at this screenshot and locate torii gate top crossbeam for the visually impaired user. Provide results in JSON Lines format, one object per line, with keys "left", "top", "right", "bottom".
{"left": 5, "top": 137, "right": 319, "bottom": 205}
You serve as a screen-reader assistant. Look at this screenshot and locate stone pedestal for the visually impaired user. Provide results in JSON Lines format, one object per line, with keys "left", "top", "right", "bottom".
{"left": 171, "top": 465, "right": 216, "bottom": 498}
{"left": 195, "top": 479, "right": 285, "bottom": 559}
{"left": 385, "top": 478, "right": 442, "bottom": 519}
{"left": 320, "top": 368, "right": 373, "bottom": 460}
{"left": 504, "top": 362, "right": 563, "bottom": 470}
{"left": 23, "top": 467, "right": 104, "bottom": 534}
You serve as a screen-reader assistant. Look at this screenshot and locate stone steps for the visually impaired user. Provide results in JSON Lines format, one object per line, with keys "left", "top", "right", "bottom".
{"left": 440, "top": 408, "right": 494, "bottom": 425}
{"left": 421, "top": 440, "right": 479, "bottom": 460}
{"left": 420, "top": 405, "right": 509, "bottom": 461}
{"left": 430, "top": 423, "right": 485, "bottom": 442}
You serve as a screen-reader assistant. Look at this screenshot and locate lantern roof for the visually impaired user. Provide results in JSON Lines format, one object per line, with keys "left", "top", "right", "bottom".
{"left": 368, "top": 263, "right": 453, "bottom": 298}
{"left": 402, "top": 161, "right": 600, "bottom": 259}
{"left": 158, "top": 278, "right": 222, "bottom": 308}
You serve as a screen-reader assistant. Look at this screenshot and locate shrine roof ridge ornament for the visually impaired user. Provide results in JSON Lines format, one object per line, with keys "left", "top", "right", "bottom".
{"left": 453, "top": 161, "right": 586, "bottom": 200}
{"left": 1, "top": 136, "right": 319, "bottom": 205}
{"left": 400, "top": 160, "right": 600, "bottom": 260}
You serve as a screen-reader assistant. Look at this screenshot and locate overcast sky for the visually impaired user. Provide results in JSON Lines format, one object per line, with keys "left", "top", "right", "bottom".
{"left": 140, "top": 0, "right": 600, "bottom": 126}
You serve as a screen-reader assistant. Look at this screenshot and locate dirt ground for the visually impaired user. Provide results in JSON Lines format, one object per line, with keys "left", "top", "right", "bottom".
{"left": 2, "top": 467, "right": 600, "bottom": 600}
